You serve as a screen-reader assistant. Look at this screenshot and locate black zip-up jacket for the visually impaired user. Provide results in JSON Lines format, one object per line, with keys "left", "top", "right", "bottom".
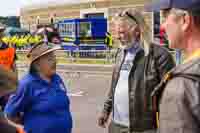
{"left": 102, "top": 44, "right": 175, "bottom": 132}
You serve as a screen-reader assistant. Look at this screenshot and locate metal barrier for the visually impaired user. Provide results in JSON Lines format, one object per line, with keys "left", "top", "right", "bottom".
{"left": 16, "top": 49, "right": 118, "bottom": 64}
{"left": 16, "top": 49, "right": 182, "bottom": 65}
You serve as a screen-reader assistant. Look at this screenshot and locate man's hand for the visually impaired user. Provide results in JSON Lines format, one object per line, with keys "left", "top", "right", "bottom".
{"left": 97, "top": 112, "right": 109, "bottom": 128}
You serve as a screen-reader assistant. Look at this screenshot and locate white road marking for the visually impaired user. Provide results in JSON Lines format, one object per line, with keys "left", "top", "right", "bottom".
{"left": 68, "top": 91, "right": 84, "bottom": 97}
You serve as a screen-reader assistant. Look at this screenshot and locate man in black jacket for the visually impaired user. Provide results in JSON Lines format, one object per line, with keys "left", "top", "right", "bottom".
{"left": 97, "top": 9, "right": 175, "bottom": 133}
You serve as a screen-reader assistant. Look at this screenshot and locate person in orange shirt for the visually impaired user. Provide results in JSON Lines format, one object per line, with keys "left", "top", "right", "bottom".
{"left": 0, "top": 24, "right": 23, "bottom": 133}
{"left": 0, "top": 23, "right": 18, "bottom": 109}
{"left": 0, "top": 24, "right": 17, "bottom": 74}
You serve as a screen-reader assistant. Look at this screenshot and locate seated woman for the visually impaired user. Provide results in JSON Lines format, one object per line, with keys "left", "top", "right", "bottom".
{"left": 4, "top": 42, "right": 73, "bottom": 133}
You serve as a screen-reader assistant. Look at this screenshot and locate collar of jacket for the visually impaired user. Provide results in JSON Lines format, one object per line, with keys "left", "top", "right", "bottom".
{"left": 151, "top": 57, "right": 200, "bottom": 97}
{"left": 114, "top": 45, "right": 144, "bottom": 80}
{"left": 123, "top": 41, "right": 141, "bottom": 52}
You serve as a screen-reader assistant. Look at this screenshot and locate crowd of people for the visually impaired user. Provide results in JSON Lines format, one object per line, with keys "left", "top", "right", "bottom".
{"left": 0, "top": 0, "right": 199, "bottom": 133}
{"left": 2, "top": 35, "right": 42, "bottom": 49}
{"left": 0, "top": 25, "right": 61, "bottom": 50}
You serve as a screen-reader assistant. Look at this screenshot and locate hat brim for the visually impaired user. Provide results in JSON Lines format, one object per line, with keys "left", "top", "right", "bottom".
{"left": 145, "top": 0, "right": 171, "bottom": 12}
{"left": 30, "top": 45, "right": 62, "bottom": 64}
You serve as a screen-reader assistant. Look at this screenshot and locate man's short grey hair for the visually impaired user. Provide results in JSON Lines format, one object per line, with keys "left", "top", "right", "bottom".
{"left": 171, "top": 8, "right": 200, "bottom": 30}
{"left": 170, "top": 8, "right": 188, "bottom": 17}
{"left": 113, "top": 8, "right": 152, "bottom": 55}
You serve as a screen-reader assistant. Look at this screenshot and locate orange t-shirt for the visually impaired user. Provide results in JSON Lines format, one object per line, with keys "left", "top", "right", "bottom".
{"left": 0, "top": 47, "right": 15, "bottom": 70}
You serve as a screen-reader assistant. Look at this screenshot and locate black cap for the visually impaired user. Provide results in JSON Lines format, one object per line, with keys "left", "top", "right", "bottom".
{"left": 146, "top": 0, "right": 200, "bottom": 13}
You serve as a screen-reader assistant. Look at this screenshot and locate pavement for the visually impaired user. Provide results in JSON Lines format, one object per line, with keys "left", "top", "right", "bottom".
{"left": 18, "top": 64, "right": 113, "bottom": 133}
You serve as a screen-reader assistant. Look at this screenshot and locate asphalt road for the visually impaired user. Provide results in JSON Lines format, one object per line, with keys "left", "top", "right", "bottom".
{"left": 18, "top": 64, "right": 113, "bottom": 133}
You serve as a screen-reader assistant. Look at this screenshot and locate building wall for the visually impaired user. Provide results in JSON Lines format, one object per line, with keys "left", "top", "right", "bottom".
{"left": 20, "top": 0, "right": 153, "bottom": 36}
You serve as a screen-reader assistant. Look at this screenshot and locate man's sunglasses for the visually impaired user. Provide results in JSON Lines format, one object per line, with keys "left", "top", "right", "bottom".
{"left": 118, "top": 11, "right": 138, "bottom": 24}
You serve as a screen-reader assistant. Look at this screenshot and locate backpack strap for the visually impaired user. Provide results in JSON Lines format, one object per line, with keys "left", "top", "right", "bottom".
{"left": 173, "top": 73, "right": 200, "bottom": 82}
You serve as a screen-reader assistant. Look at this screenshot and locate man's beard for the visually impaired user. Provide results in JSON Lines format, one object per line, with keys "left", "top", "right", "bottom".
{"left": 120, "top": 42, "right": 132, "bottom": 49}
{"left": 120, "top": 39, "right": 136, "bottom": 50}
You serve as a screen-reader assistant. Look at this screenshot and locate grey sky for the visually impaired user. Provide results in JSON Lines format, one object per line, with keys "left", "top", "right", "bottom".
{"left": 0, "top": 0, "right": 84, "bottom": 16}
{"left": 0, "top": 0, "right": 22, "bottom": 16}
